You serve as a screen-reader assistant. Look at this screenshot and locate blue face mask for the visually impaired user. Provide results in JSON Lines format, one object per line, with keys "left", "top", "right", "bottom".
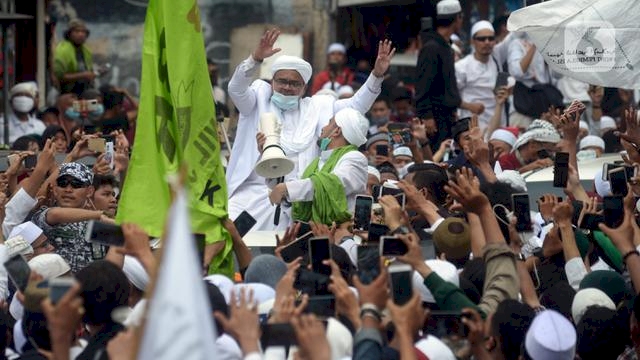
{"left": 319, "top": 137, "right": 332, "bottom": 151}
{"left": 88, "top": 104, "right": 104, "bottom": 120}
{"left": 271, "top": 91, "right": 299, "bottom": 111}
{"left": 65, "top": 108, "right": 81, "bottom": 120}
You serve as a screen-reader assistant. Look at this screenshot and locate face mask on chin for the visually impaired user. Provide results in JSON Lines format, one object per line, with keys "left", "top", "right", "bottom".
{"left": 271, "top": 91, "right": 300, "bottom": 111}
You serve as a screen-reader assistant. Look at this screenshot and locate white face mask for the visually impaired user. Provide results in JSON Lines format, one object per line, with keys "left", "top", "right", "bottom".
{"left": 12, "top": 96, "right": 35, "bottom": 113}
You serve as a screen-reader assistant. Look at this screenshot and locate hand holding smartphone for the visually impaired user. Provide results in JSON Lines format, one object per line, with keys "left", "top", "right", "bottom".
{"left": 354, "top": 195, "right": 373, "bottom": 232}
{"left": 308, "top": 237, "right": 332, "bottom": 276}
{"left": 4, "top": 255, "right": 31, "bottom": 292}
{"left": 553, "top": 152, "right": 569, "bottom": 188}
{"left": 389, "top": 262, "right": 413, "bottom": 305}
{"left": 49, "top": 277, "right": 78, "bottom": 304}
{"left": 512, "top": 193, "right": 532, "bottom": 232}
{"left": 85, "top": 220, "right": 125, "bottom": 247}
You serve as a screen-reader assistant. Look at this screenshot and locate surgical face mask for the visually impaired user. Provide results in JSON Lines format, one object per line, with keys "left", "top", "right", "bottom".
{"left": 317, "top": 128, "right": 337, "bottom": 151}
{"left": 65, "top": 108, "right": 81, "bottom": 120}
{"left": 88, "top": 103, "right": 104, "bottom": 121}
{"left": 271, "top": 91, "right": 299, "bottom": 111}
{"left": 371, "top": 116, "right": 389, "bottom": 127}
{"left": 11, "top": 96, "right": 34, "bottom": 113}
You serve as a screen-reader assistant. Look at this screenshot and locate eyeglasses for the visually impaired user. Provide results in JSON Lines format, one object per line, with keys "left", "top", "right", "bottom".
{"left": 273, "top": 78, "right": 304, "bottom": 89}
{"left": 473, "top": 36, "right": 495, "bottom": 42}
{"left": 56, "top": 177, "right": 87, "bottom": 189}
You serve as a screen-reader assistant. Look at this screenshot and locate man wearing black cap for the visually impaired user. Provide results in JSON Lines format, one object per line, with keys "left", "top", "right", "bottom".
{"left": 54, "top": 19, "right": 95, "bottom": 96}
{"left": 415, "top": 0, "right": 463, "bottom": 152}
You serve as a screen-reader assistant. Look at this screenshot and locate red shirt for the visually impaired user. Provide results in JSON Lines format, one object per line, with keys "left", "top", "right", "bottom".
{"left": 310, "top": 68, "right": 354, "bottom": 95}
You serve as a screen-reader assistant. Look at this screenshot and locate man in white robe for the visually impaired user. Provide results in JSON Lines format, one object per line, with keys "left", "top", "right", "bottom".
{"left": 226, "top": 29, "right": 395, "bottom": 230}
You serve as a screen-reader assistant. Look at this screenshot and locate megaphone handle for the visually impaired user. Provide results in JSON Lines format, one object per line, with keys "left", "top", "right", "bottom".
{"left": 273, "top": 176, "right": 284, "bottom": 226}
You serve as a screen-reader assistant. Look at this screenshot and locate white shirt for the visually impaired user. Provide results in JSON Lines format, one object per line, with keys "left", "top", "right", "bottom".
{"left": 0, "top": 112, "right": 46, "bottom": 145}
{"left": 508, "top": 38, "right": 552, "bottom": 87}
{"left": 456, "top": 53, "right": 501, "bottom": 129}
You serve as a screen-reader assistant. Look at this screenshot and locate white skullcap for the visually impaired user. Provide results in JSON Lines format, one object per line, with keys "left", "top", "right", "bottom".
{"left": 122, "top": 255, "right": 149, "bottom": 292}
{"left": 316, "top": 88, "right": 339, "bottom": 99}
{"left": 600, "top": 116, "right": 616, "bottom": 133}
{"left": 571, "top": 288, "right": 615, "bottom": 324}
{"left": 579, "top": 135, "right": 605, "bottom": 150}
{"left": 451, "top": 33, "right": 461, "bottom": 42}
{"left": 337, "top": 85, "right": 354, "bottom": 98}
{"left": 335, "top": 108, "right": 369, "bottom": 147}
{"left": 579, "top": 121, "right": 589, "bottom": 131}
{"left": 525, "top": 310, "right": 576, "bottom": 360}
{"left": 232, "top": 283, "right": 276, "bottom": 305}
{"left": 412, "top": 259, "right": 459, "bottom": 303}
{"left": 490, "top": 129, "right": 517, "bottom": 147}
{"left": 367, "top": 166, "right": 381, "bottom": 181}
{"left": 496, "top": 170, "right": 528, "bottom": 192}
{"left": 327, "top": 43, "right": 347, "bottom": 55}
{"left": 415, "top": 335, "right": 456, "bottom": 360}
{"left": 594, "top": 169, "right": 611, "bottom": 198}
{"left": 5, "top": 236, "right": 33, "bottom": 259}
{"left": 437, "top": 0, "right": 461, "bottom": 16}
{"left": 393, "top": 146, "right": 413, "bottom": 159}
{"left": 399, "top": 162, "right": 415, "bottom": 179}
{"left": 513, "top": 119, "right": 561, "bottom": 150}
{"left": 205, "top": 274, "right": 235, "bottom": 303}
{"left": 9, "top": 221, "right": 43, "bottom": 245}
{"left": 471, "top": 20, "right": 494, "bottom": 37}
{"left": 10, "top": 82, "right": 37, "bottom": 98}
{"left": 271, "top": 55, "right": 313, "bottom": 84}
{"left": 28, "top": 254, "right": 71, "bottom": 279}
{"left": 326, "top": 318, "right": 353, "bottom": 360}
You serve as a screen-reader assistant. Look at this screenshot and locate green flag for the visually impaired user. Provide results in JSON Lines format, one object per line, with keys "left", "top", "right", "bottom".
{"left": 117, "top": 0, "right": 233, "bottom": 277}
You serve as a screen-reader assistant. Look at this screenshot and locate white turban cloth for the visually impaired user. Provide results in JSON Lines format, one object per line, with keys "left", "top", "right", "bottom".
{"left": 335, "top": 108, "right": 369, "bottom": 147}
{"left": 271, "top": 55, "right": 313, "bottom": 84}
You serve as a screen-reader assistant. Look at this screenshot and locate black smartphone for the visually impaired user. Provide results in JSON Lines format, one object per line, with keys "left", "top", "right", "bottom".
{"left": 609, "top": 167, "right": 628, "bottom": 196}
{"left": 294, "top": 268, "right": 331, "bottom": 295}
{"left": 233, "top": 211, "right": 257, "bottom": 238}
{"left": 4, "top": 255, "right": 31, "bottom": 292}
{"left": 401, "top": 129, "right": 413, "bottom": 144}
{"left": 357, "top": 245, "right": 381, "bottom": 285}
{"left": 85, "top": 220, "right": 125, "bottom": 247}
{"left": 23, "top": 155, "right": 37, "bottom": 169}
{"left": 368, "top": 223, "right": 389, "bottom": 243}
{"left": 579, "top": 213, "right": 605, "bottom": 230}
{"left": 354, "top": 195, "right": 373, "bottom": 232}
{"left": 571, "top": 200, "right": 584, "bottom": 226}
{"left": 371, "top": 185, "right": 381, "bottom": 202}
{"left": 426, "top": 311, "right": 470, "bottom": 338}
{"left": 389, "top": 263, "right": 413, "bottom": 305}
{"left": 537, "top": 149, "right": 551, "bottom": 160}
{"left": 376, "top": 144, "right": 388, "bottom": 157}
{"left": 280, "top": 235, "right": 312, "bottom": 264}
{"left": 379, "top": 185, "right": 406, "bottom": 209}
{"left": 494, "top": 72, "right": 510, "bottom": 92}
{"left": 194, "top": 233, "right": 205, "bottom": 267}
{"left": 49, "top": 277, "right": 77, "bottom": 304}
{"left": 512, "top": 193, "right": 532, "bottom": 232}
{"left": 603, "top": 196, "right": 624, "bottom": 228}
{"left": 308, "top": 237, "right": 332, "bottom": 276}
{"left": 553, "top": 152, "right": 569, "bottom": 188}
{"left": 380, "top": 235, "right": 408, "bottom": 256}
{"left": 300, "top": 295, "right": 336, "bottom": 318}
{"left": 260, "top": 323, "right": 298, "bottom": 348}
{"left": 295, "top": 221, "right": 312, "bottom": 239}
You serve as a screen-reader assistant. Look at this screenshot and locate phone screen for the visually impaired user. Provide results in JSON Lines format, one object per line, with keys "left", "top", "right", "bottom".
{"left": 86, "top": 220, "right": 125, "bottom": 247}
{"left": 571, "top": 200, "right": 583, "bottom": 226}
{"left": 381, "top": 236, "right": 408, "bottom": 256}
{"left": 512, "top": 194, "right": 532, "bottom": 232}
{"left": 233, "top": 211, "right": 257, "bottom": 238}
{"left": 426, "top": 311, "right": 469, "bottom": 338}
{"left": 579, "top": 213, "right": 605, "bottom": 230}
{"left": 357, "top": 245, "right": 381, "bottom": 285}
{"left": 300, "top": 295, "right": 335, "bottom": 318}
{"left": 260, "top": 323, "right": 298, "bottom": 348}
{"left": 495, "top": 72, "right": 510, "bottom": 91}
{"left": 376, "top": 144, "right": 388, "bottom": 157}
{"left": 380, "top": 185, "right": 403, "bottom": 198}
{"left": 49, "top": 277, "right": 76, "bottom": 304}
{"left": 609, "top": 168, "right": 628, "bottom": 196}
{"left": 23, "top": 155, "right": 37, "bottom": 169}
{"left": 389, "top": 265, "right": 413, "bottom": 305}
{"left": 295, "top": 222, "right": 312, "bottom": 239}
{"left": 354, "top": 196, "right": 373, "bottom": 232}
{"left": 368, "top": 223, "right": 389, "bottom": 243}
{"left": 280, "top": 237, "right": 310, "bottom": 264}
{"left": 4, "top": 255, "right": 31, "bottom": 292}
{"left": 553, "top": 152, "right": 569, "bottom": 188}
{"left": 309, "top": 237, "right": 332, "bottom": 276}
{"left": 604, "top": 196, "right": 624, "bottom": 228}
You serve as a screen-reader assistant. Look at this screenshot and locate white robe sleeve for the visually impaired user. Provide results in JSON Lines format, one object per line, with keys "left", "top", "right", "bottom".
{"left": 565, "top": 257, "right": 588, "bottom": 290}
{"left": 508, "top": 40, "right": 533, "bottom": 81}
{"left": 334, "top": 73, "right": 383, "bottom": 114}
{"left": 455, "top": 59, "right": 467, "bottom": 92}
{"left": 2, "top": 188, "right": 38, "bottom": 238}
{"left": 228, "top": 55, "right": 261, "bottom": 115}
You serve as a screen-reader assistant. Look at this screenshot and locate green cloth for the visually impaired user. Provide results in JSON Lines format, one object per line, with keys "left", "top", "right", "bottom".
{"left": 423, "top": 273, "right": 486, "bottom": 318}
{"left": 116, "top": 0, "right": 232, "bottom": 277}
{"left": 591, "top": 231, "right": 624, "bottom": 272}
{"left": 292, "top": 145, "right": 357, "bottom": 225}
{"left": 580, "top": 270, "right": 628, "bottom": 305}
{"left": 53, "top": 40, "right": 93, "bottom": 79}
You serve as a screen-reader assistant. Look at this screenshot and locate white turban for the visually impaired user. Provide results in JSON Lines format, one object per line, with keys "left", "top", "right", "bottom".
{"left": 490, "top": 129, "right": 517, "bottom": 147}
{"left": 513, "top": 119, "right": 561, "bottom": 150}
{"left": 335, "top": 108, "right": 369, "bottom": 147}
{"left": 579, "top": 121, "right": 589, "bottom": 131}
{"left": 337, "top": 85, "right": 354, "bottom": 98}
{"left": 9, "top": 221, "right": 43, "bottom": 245}
{"left": 471, "top": 20, "right": 494, "bottom": 37}
{"left": 367, "top": 166, "right": 381, "bottom": 181}
{"left": 600, "top": 116, "right": 616, "bottom": 133}
{"left": 579, "top": 135, "right": 605, "bottom": 150}
{"left": 327, "top": 43, "right": 346, "bottom": 54}
{"left": 412, "top": 259, "right": 459, "bottom": 303}
{"left": 271, "top": 55, "right": 313, "bottom": 84}
{"left": 123, "top": 255, "right": 149, "bottom": 291}
{"left": 10, "top": 82, "right": 37, "bottom": 98}
{"left": 496, "top": 170, "right": 528, "bottom": 192}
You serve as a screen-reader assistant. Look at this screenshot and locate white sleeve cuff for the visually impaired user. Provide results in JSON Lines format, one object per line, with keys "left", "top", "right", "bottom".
{"left": 425, "top": 217, "right": 445, "bottom": 234}
{"left": 565, "top": 257, "right": 588, "bottom": 290}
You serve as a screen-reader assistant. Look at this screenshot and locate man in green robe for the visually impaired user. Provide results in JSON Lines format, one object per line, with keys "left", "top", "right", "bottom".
{"left": 54, "top": 19, "right": 95, "bottom": 96}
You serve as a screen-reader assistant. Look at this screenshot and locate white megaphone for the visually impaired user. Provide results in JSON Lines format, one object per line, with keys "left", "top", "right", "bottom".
{"left": 255, "top": 112, "right": 295, "bottom": 179}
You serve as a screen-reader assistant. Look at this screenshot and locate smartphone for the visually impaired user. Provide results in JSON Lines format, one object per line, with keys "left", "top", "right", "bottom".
{"left": 571, "top": 201, "right": 584, "bottom": 226}
{"left": 609, "top": 167, "right": 629, "bottom": 196}
{"left": 295, "top": 221, "right": 312, "bottom": 239}
{"left": 280, "top": 236, "right": 311, "bottom": 264}
{"left": 357, "top": 245, "right": 381, "bottom": 285}
{"left": 88, "top": 138, "right": 106, "bottom": 153}
{"left": 368, "top": 223, "right": 389, "bottom": 243}
{"left": 553, "top": 152, "right": 569, "bottom": 188}
{"left": 309, "top": 237, "right": 332, "bottom": 276}
{"left": 6, "top": 154, "right": 19, "bottom": 167}
{"left": 23, "top": 155, "right": 37, "bottom": 169}
{"left": 300, "top": 295, "right": 336, "bottom": 318}
{"left": 512, "top": 193, "right": 532, "bottom": 232}
{"left": 233, "top": 211, "right": 257, "bottom": 238}
{"left": 495, "top": 72, "right": 510, "bottom": 92}
{"left": 260, "top": 323, "right": 298, "bottom": 347}
{"left": 379, "top": 185, "right": 406, "bottom": 209}
{"left": 426, "top": 311, "right": 469, "bottom": 338}
{"left": 72, "top": 99, "right": 100, "bottom": 113}
{"left": 389, "top": 263, "right": 413, "bottom": 305}
{"left": 3, "top": 255, "right": 31, "bottom": 292}
{"left": 371, "top": 185, "right": 381, "bottom": 202}
{"left": 376, "top": 144, "right": 388, "bottom": 157}
{"left": 579, "top": 213, "right": 605, "bottom": 230}
{"left": 194, "top": 233, "right": 205, "bottom": 267}
{"left": 380, "top": 235, "right": 408, "bottom": 257}
{"left": 603, "top": 196, "right": 624, "bottom": 228}
{"left": 104, "top": 141, "right": 115, "bottom": 170}
{"left": 85, "top": 220, "right": 125, "bottom": 247}
{"left": 537, "top": 149, "right": 551, "bottom": 160}
{"left": 49, "top": 277, "right": 77, "bottom": 304}
{"left": 354, "top": 195, "right": 373, "bottom": 232}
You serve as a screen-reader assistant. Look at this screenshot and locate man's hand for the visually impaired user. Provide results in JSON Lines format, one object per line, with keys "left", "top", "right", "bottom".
{"left": 256, "top": 132, "right": 266, "bottom": 153}
{"left": 41, "top": 282, "right": 84, "bottom": 348}
{"left": 83, "top": 71, "right": 96, "bottom": 81}
{"left": 310, "top": 221, "right": 336, "bottom": 244}
{"left": 466, "top": 102, "right": 485, "bottom": 115}
{"left": 5, "top": 151, "right": 31, "bottom": 177}
{"left": 423, "top": 118, "right": 437, "bottom": 136}
{"left": 444, "top": 167, "right": 490, "bottom": 214}
{"left": 291, "top": 314, "right": 331, "bottom": 360}
{"left": 269, "top": 183, "right": 288, "bottom": 205}
{"left": 270, "top": 294, "right": 308, "bottom": 324}
{"left": 275, "top": 222, "right": 301, "bottom": 260}
{"left": 552, "top": 201, "right": 573, "bottom": 226}
{"left": 372, "top": 39, "right": 396, "bottom": 77}
{"left": 396, "top": 233, "right": 431, "bottom": 278}
{"left": 618, "top": 107, "right": 640, "bottom": 163}
{"left": 37, "top": 139, "right": 57, "bottom": 172}
{"left": 272, "top": 258, "right": 301, "bottom": 319}
{"left": 118, "top": 223, "right": 152, "bottom": 260}
{"left": 386, "top": 292, "right": 426, "bottom": 338}
{"left": 93, "top": 153, "right": 112, "bottom": 175}
{"left": 378, "top": 195, "right": 404, "bottom": 230}
{"left": 214, "top": 288, "right": 261, "bottom": 355}
{"left": 67, "top": 136, "right": 96, "bottom": 162}
{"left": 598, "top": 209, "right": 637, "bottom": 255}
{"left": 519, "top": 158, "right": 553, "bottom": 173}
{"left": 495, "top": 87, "right": 509, "bottom": 106}
{"left": 397, "top": 180, "right": 427, "bottom": 211}
{"left": 410, "top": 118, "right": 428, "bottom": 144}
{"left": 327, "top": 259, "right": 360, "bottom": 329}
{"left": 537, "top": 195, "right": 558, "bottom": 223}
{"left": 353, "top": 258, "right": 389, "bottom": 310}
{"left": 252, "top": 28, "right": 281, "bottom": 62}
{"left": 461, "top": 308, "right": 487, "bottom": 349}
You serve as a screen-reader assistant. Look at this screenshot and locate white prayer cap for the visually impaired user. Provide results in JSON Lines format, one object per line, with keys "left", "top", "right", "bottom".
{"left": 326, "top": 318, "right": 353, "bottom": 360}
{"left": 579, "top": 135, "right": 605, "bottom": 150}
{"left": 205, "top": 274, "right": 235, "bottom": 303}
{"left": 415, "top": 335, "right": 456, "bottom": 359}
{"left": 399, "top": 162, "right": 415, "bottom": 179}
{"left": 594, "top": 169, "right": 611, "bottom": 198}
{"left": 5, "top": 236, "right": 33, "bottom": 259}
{"left": 335, "top": 108, "right": 369, "bottom": 147}
{"left": 600, "top": 116, "right": 616, "bottom": 133}
{"left": 579, "top": 121, "right": 589, "bottom": 131}
{"left": 437, "top": 0, "right": 461, "bottom": 16}
{"left": 412, "top": 259, "right": 459, "bottom": 303}
{"left": 122, "top": 255, "right": 149, "bottom": 291}
{"left": 490, "top": 129, "right": 517, "bottom": 147}
{"left": 525, "top": 310, "right": 576, "bottom": 360}
{"left": 271, "top": 55, "right": 313, "bottom": 84}
{"left": 367, "top": 166, "right": 381, "bottom": 181}
{"left": 451, "top": 33, "right": 461, "bottom": 42}
{"left": 393, "top": 146, "right": 413, "bottom": 159}
{"left": 9, "top": 222, "right": 44, "bottom": 245}
{"left": 232, "top": 283, "right": 276, "bottom": 305}
{"left": 471, "top": 20, "right": 494, "bottom": 37}
{"left": 337, "top": 85, "right": 354, "bottom": 98}
{"left": 571, "top": 288, "right": 615, "bottom": 324}
{"left": 28, "top": 254, "right": 71, "bottom": 279}
{"left": 316, "top": 88, "right": 339, "bottom": 99}
{"left": 496, "top": 170, "right": 527, "bottom": 192}
{"left": 327, "top": 43, "right": 346, "bottom": 54}
{"left": 513, "top": 119, "right": 561, "bottom": 150}
{"left": 10, "top": 82, "right": 37, "bottom": 98}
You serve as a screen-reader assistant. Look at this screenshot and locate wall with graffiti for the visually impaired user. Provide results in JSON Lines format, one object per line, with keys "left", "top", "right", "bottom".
{"left": 48, "top": 0, "right": 294, "bottom": 96}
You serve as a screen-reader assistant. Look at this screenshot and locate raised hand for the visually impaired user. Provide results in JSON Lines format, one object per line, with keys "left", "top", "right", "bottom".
{"left": 372, "top": 39, "right": 396, "bottom": 77}
{"left": 214, "top": 288, "right": 260, "bottom": 355}
{"left": 444, "top": 167, "right": 489, "bottom": 214}
{"left": 291, "top": 314, "right": 331, "bottom": 360}
{"left": 252, "top": 28, "right": 282, "bottom": 62}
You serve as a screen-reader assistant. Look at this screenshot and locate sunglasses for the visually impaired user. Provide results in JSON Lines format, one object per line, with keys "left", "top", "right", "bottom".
{"left": 474, "top": 36, "right": 495, "bottom": 42}
{"left": 56, "top": 177, "right": 87, "bottom": 189}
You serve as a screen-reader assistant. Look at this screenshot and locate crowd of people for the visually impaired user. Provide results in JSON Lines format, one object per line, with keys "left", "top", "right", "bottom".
{"left": 0, "top": 0, "right": 638, "bottom": 359}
